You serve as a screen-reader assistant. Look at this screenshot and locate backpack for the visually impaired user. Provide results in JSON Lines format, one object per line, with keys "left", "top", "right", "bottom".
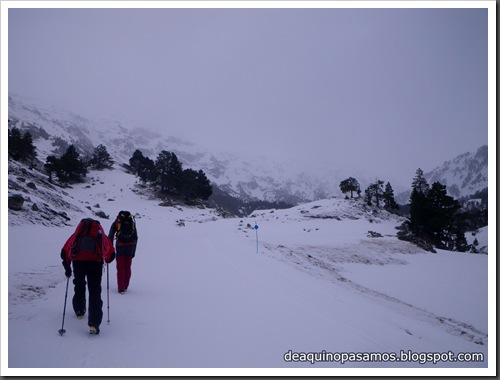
{"left": 116, "top": 211, "right": 137, "bottom": 243}
{"left": 71, "top": 218, "right": 103, "bottom": 261}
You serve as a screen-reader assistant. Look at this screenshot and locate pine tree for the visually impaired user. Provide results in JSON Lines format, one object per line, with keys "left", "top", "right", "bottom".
{"left": 408, "top": 170, "right": 467, "bottom": 252}
{"left": 8, "top": 127, "right": 23, "bottom": 161}
{"left": 339, "top": 177, "right": 360, "bottom": 198}
{"left": 57, "top": 145, "right": 88, "bottom": 183}
{"left": 154, "top": 150, "right": 183, "bottom": 193}
{"left": 411, "top": 168, "right": 429, "bottom": 195}
{"left": 426, "top": 182, "right": 464, "bottom": 250}
{"left": 139, "top": 157, "right": 156, "bottom": 183}
{"left": 128, "top": 150, "right": 156, "bottom": 182}
{"left": 194, "top": 169, "right": 212, "bottom": 200}
{"left": 44, "top": 155, "right": 60, "bottom": 183}
{"left": 129, "top": 149, "right": 146, "bottom": 174}
{"left": 129, "top": 150, "right": 211, "bottom": 203}
{"left": 180, "top": 169, "right": 198, "bottom": 200}
{"left": 89, "top": 144, "right": 114, "bottom": 170}
{"left": 383, "top": 182, "right": 399, "bottom": 211}
{"left": 365, "top": 180, "right": 384, "bottom": 207}
{"left": 21, "top": 131, "right": 37, "bottom": 165}
{"left": 409, "top": 168, "right": 431, "bottom": 235}
{"left": 8, "top": 127, "right": 37, "bottom": 164}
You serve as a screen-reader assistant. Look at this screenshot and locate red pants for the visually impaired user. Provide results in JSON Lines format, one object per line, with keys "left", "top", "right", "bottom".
{"left": 116, "top": 256, "right": 133, "bottom": 292}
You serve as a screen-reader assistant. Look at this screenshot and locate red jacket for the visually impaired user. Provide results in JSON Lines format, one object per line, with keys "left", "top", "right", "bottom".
{"left": 61, "top": 219, "right": 115, "bottom": 268}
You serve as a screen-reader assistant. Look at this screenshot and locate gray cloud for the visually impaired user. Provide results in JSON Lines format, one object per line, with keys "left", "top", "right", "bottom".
{"left": 8, "top": 6, "right": 489, "bottom": 188}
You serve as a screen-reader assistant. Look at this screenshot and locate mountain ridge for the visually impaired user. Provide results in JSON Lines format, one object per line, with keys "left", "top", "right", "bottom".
{"left": 8, "top": 94, "right": 488, "bottom": 208}
{"left": 425, "top": 145, "right": 487, "bottom": 198}
{"left": 8, "top": 94, "right": 339, "bottom": 206}
{"left": 395, "top": 145, "right": 488, "bottom": 206}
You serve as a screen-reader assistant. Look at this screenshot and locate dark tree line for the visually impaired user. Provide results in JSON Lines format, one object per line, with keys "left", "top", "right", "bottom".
{"left": 8, "top": 126, "right": 37, "bottom": 164}
{"left": 364, "top": 180, "right": 399, "bottom": 211}
{"left": 44, "top": 144, "right": 114, "bottom": 183}
{"left": 339, "top": 176, "right": 399, "bottom": 212}
{"left": 9, "top": 124, "right": 481, "bottom": 246}
{"left": 9, "top": 125, "right": 115, "bottom": 183}
{"left": 45, "top": 145, "right": 88, "bottom": 183}
{"left": 339, "top": 170, "right": 470, "bottom": 252}
{"left": 9, "top": 125, "right": 211, "bottom": 202}
{"left": 129, "top": 149, "right": 212, "bottom": 202}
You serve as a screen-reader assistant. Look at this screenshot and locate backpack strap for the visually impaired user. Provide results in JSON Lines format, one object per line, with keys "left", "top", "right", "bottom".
{"left": 71, "top": 219, "right": 88, "bottom": 258}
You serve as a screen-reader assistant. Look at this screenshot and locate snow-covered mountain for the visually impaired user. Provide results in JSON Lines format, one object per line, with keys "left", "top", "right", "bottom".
{"left": 425, "top": 145, "right": 488, "bottom": 199}
{"left": 8, "top": 94, "right": 338, "bottom": 206}
{"left": 8, "top": 94, "right": 489, "bottom": 213}
{"left": 396, "top": 145, "right": 488, "bottom": 206}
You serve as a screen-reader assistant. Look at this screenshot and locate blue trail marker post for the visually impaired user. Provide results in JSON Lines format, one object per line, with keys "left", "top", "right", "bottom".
{"left": 254, "top": 223, "right": 259, "bottom": 254}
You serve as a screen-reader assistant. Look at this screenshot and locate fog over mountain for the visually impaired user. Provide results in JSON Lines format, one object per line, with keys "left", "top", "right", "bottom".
{"left": 6, "top": 94, "right": 366, "bottom": 205}
{"left": 8, "top": 94, "right": 488, "bottom": 211}
{"left": 8, "top": 7, "right": 489, "bottom": 198}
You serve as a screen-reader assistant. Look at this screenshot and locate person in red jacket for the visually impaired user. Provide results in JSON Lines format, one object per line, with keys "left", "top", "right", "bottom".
{"left": 61, "top": 218, "right": 115, "bottom": 335}
{"left": 108, "top": 211, "right": 138, "bottom": 295}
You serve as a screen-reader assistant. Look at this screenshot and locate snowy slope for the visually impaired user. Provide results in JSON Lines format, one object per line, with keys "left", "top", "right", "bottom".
{"left": 425, "top": 145, "right": 488, "bottom": 199}
{"left": 9, "top": 94, "right": 489, "bottom": 207}
{"left": 8, "top": 94, "right": 338, "bottom": 204}
{"left": 4, "top": 164, "right": 492, "bottom": 376}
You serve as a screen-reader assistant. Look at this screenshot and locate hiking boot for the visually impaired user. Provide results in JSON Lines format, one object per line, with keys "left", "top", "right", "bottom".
{"left": 76, "top": 310, "right": 86, "bottom": 319}
{"left": 89, "top": 326, "right": 100, "bottom": 335}
{"left": 118, "top": 289, "right": 126, "bottom": 295}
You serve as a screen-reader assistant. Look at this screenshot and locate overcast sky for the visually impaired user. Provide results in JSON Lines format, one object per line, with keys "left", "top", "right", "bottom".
{"left": 8, "top": 4, "right": 489, "bottom": 187}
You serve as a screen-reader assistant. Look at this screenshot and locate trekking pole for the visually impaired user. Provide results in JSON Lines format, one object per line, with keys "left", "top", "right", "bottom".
{"left": 106, "top": 263, "right": 110, "bottom": 324}
{"left": 254, "top": 223, "right": 259, "bottom": 254}
{"left": 58, "top": 276, "right": 70, "bottom": 336}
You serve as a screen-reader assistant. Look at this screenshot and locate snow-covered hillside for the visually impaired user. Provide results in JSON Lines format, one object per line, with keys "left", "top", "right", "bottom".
{"left": 425, "top": 145, "right": 488, "bottom": 199}
{"left": 5, "top": 162, "right": 492, "bottom": 376}
{"left": 8, "top": 94, "right": 338, "bottom": 204}
{"left": 9, "top": 94, "right": 489, "bottom": 209}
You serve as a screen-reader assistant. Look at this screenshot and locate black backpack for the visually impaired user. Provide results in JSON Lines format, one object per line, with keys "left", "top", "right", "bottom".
{"left": 116, "top": 211, "right": 137, "bottom": 243}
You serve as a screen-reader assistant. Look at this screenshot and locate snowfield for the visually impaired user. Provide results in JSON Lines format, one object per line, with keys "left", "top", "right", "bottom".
{"left": 4, "top": 166, "right": 493, "bottom": 376}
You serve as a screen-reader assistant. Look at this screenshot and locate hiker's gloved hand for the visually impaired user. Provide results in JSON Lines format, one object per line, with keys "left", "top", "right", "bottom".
{"left": 106, "top": 252, "right": 115, "bottom": 264}
{"left": 65, "top": 267, "right": 72, "bottom": 278}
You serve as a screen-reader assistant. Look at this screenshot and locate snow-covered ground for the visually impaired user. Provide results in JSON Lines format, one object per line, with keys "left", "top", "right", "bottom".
{"left": 3, "top": 166, "right": 493, "bottom": 376}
